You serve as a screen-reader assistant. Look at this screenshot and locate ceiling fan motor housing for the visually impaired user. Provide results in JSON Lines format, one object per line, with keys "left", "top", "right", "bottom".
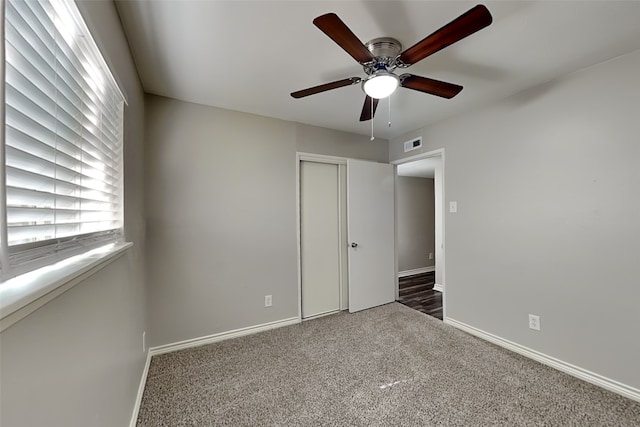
{"left": 364, "top": 37, "right": 402, "bottom": 74}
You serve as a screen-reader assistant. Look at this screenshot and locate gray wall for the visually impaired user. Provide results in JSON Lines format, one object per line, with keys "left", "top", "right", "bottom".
{"left": 0, "top": 2, "right": 147, "bottom": 426}
{"left": 390, "top": 50, "right": 640, "bottom": 389}
{"left": 145, "top": 95, "right": 387, "bottom": 347}
{"left": 296, "top": 123, "right": 388, "bottom": 161}
{"left": 397, "top": 177, "right": 435, "bottom": 272}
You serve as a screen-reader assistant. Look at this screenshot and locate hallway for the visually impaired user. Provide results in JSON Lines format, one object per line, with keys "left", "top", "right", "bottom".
{"left": 397, "top": 272, "right": 442, "bottom": 320}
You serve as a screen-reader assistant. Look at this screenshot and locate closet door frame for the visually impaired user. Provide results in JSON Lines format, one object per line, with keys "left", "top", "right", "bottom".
{"left": 296, "top": 153, "right": 348, "bottom": 321}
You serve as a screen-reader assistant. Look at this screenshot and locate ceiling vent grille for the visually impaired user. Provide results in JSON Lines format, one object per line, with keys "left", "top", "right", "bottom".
{"left": 403, "top": 137, "right": 423, "bottom": 153}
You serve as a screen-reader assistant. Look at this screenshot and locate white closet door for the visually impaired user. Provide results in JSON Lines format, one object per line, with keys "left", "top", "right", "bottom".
{"left": 347, "top": 159, "right": 395, "bottom": 312}
{"left": 301, "top": 161, "right": 341, "bottom": 318}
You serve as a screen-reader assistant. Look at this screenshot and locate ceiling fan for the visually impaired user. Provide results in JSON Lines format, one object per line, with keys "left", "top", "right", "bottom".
{"left": 291, "top": 5, "right": 493, "bottom": 122}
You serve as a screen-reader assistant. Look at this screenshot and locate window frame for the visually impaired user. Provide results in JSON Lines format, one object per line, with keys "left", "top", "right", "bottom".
{"left": 1, "top": 0, "right": 127, "bottom": 282}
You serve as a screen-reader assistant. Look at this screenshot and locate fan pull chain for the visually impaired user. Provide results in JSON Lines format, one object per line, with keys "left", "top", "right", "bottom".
{"left": 370, "top": 98, "right": 375, "bottom": 141}
{"left": 388, "top": 95, "right": 392, "bottom": 127}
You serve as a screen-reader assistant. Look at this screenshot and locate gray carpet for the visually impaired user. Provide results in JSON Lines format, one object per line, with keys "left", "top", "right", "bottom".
{"left": 137, "top": 303, "right": 640, "bottom": 426}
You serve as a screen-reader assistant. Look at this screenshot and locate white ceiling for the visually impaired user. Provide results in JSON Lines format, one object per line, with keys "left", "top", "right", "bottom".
{"left": 397, "top": 158, "right": 440, "bottom": 178}
{"left": 115, "top": 1, "right": 640, "bottom": 140}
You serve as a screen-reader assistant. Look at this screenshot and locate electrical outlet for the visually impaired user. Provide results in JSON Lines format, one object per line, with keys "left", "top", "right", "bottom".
{"left": 265, "top": 295, "right": 272, "bottom": 307}
{"left": 142, "top": 331, "right": 146, "bottom": 352}
{"left": 429, "top": 252, "right": 433, "bottom": 260}
{"left": 528, "top": 314, "right": 540, "bottom": 331}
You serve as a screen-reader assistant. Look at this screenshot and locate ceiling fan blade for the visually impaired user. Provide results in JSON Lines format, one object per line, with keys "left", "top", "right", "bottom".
{"left": 359, "top": 96, "right": 379, "bottom": 121}
{"left": 400, "top": 74, "right": 463, "bottom": 99}
{"left": 398, "top": 5, "right": 492, "bottom": 66}
{"left": 313, "top": 13, "right": 376, "bottom": 64}
{"left": 291, "top": 77, "right": 361, "bottom": 99}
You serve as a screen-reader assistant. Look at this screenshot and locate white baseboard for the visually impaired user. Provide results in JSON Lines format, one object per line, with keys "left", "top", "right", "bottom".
{"left": 130, "top": 316, "right": 300, "bottom": 425}
{"left": 149, "top": 317, "right": 300, "bottom": 356}
{"left": 433, "top": 283, "right": 444, "bottom": 292}
{"left": 130, "top": 350, "right": 151, "bottom": 427}
{"left": 398, "top": 266, "right": 435, "bottom": 277}
{"left": 444, "top": 317, "right": 640, "bottom": 403}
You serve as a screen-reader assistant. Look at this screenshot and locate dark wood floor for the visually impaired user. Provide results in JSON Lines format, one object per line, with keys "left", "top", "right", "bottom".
{"left": 397, "top": 271, "right": 443, "bottom": 320}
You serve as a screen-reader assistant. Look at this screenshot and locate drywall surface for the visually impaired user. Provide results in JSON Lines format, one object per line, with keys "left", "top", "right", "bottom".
{"left": 0, "top": 1, "right": 147, "bottom": 426}
{"left": 397, "top": 177, "right": 435, "bottom": 272}
{"left": 296, "top": 123, "right": 388, "bottom": 162}
{"left": 145, "top": 95, "right": 388, "bottom": 346}
{"left": 389, "top": 50, "right": 640, "bottom": 389}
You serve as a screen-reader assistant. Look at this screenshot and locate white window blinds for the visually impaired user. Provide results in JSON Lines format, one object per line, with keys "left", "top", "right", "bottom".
{"left": 2, "top": 0, "right": 125, "bottom": 278}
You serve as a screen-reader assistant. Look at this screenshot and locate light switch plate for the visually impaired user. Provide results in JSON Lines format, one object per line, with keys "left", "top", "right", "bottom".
{"left": 449, "top": 201, "right": 458, "bottom": 213}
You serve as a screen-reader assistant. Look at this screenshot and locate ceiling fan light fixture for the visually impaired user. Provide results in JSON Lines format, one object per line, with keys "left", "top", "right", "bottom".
{"left": 362, "top": 71, "right": 399, "bottom": 99}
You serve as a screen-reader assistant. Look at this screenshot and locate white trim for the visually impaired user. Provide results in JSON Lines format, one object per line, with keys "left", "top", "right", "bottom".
{"left": 129, "top": 350, "right": 151, "bottom": 427}
{"left": 392, "top": 148, "right": 446, "bottom": 320}
{"left": 129, "top": 316, "right": 299, "bottom": 425}
{"left": 445, "top": 317, "right": 640, "bottom": 403}
{"left": 0, "top": 2, "right": 7, "bottom": 275}
{"left": 297, "top": 153, "right": 350, "bottom": 319}
{"left": 298, "top": 152, "right": 348, "bottom": 165}
{"left": 394, "top": 171, "right": 399, "bottom": 301}
{"left": 398, "top": 266, "right": 435, "bottom": 277}
{"left": 296, "top": 154, "right": 302, "bottom": 322}
{"left": 149, "top": 317, "right": 300, "bottom": 356}
{"left": 337, "top": 165, "right": 345, "bottom": 311}
{"left": 390, "top": 148, "right": 445, "bottom": 165}
{"left": 0, "top": 242, "right": 133, "bottom": 332}
{"left": 433, "top": 283, "right": 444, "bottom": 292}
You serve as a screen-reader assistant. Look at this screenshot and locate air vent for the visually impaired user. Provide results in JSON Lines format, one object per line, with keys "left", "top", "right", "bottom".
{"left": 403, "top": 137, "right": 422, "bottom": 153}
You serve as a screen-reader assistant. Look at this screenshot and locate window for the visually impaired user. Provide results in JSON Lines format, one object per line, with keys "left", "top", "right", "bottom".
{"left": 2, "top": 0, "right": 125, "bottom": 280}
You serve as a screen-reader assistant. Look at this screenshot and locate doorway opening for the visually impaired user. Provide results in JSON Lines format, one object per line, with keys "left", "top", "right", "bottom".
{"left": 392, "top": 149, "right": 445, "bottom": 320}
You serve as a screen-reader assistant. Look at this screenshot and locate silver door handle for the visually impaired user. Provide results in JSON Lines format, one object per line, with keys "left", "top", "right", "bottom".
{"left": 351, "top": 242, "right": 358, "bottom": 248}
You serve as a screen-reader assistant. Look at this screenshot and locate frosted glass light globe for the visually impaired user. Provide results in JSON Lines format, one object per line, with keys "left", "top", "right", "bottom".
{"left": 362, "top": 72, "right": 399, "bottom": 99}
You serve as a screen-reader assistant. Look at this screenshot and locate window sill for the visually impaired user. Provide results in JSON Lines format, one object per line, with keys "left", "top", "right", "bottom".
{"left": 0, "top": 242, "right": 133, "bottom": 332}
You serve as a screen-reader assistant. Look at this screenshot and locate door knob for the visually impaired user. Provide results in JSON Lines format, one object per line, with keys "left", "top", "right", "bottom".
{"left": 351, "top": 242, "right": 358, "bottom": 248}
